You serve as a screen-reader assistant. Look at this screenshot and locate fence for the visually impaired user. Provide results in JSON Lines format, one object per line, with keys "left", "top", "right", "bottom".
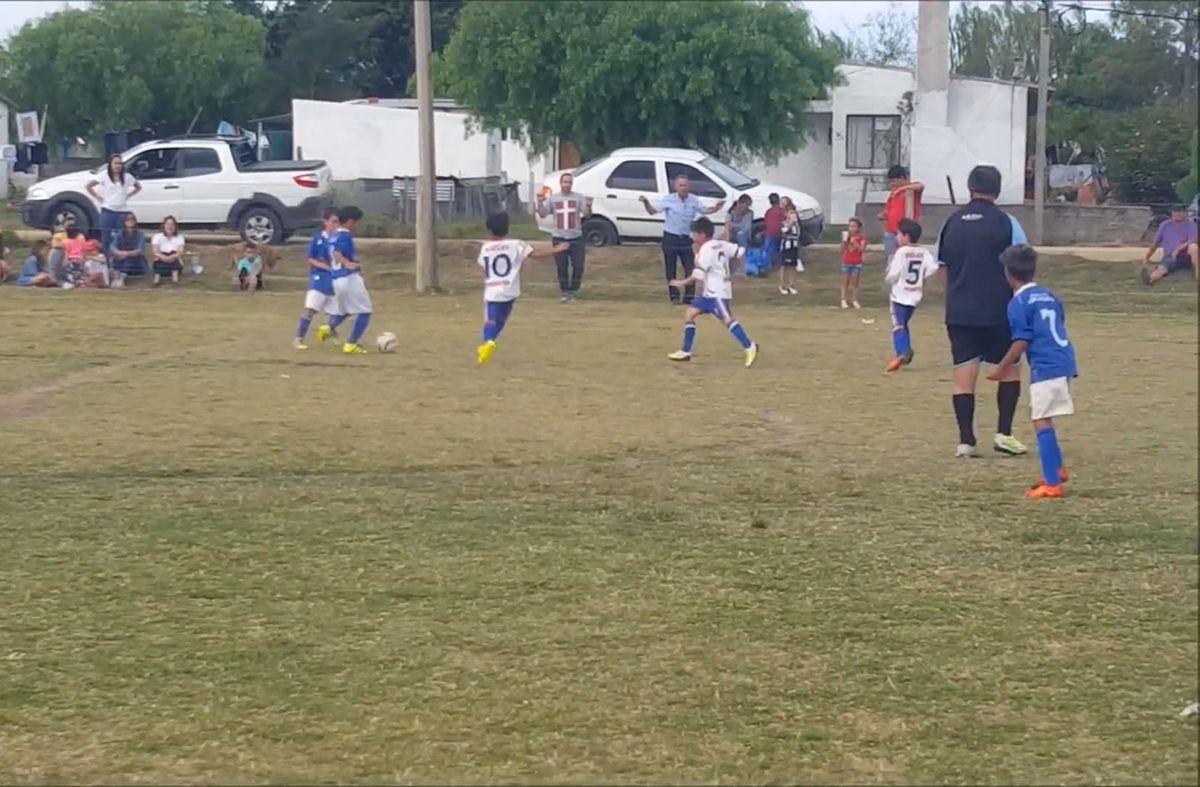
{"left": 392, "top": 176, "right": 524, "bottom": 224}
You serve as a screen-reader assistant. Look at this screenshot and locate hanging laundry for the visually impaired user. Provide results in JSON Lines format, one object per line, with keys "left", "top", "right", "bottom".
{"left": 29, "top": 142, "right": 49, "bottom": 165}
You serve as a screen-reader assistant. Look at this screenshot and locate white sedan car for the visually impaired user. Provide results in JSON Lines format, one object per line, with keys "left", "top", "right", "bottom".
{"left": 537, "top": 147, "right": 824, "bottom": 247}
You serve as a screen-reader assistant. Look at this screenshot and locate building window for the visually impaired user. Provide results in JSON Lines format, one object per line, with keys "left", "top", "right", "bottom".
{"left": 845, "top": 114, "right": 900, "bottom": 170}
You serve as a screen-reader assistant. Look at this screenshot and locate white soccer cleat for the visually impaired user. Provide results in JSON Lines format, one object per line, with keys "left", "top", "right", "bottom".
{"left": 993, "top": 433, "right": 1029, "bottom": 456}
{"left": 1181, "top": 702, "right": 1199, "bottom": 719}
{"left": 956, "top": 443, "right": 981, "bottom": 459}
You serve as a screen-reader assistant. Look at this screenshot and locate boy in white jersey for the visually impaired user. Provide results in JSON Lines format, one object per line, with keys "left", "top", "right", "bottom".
{"left": 883, "top": 218, "right": 940, "bottom": 373}
{"left": 476, "top": 212, "right": 568, "bottom": 365}
{"left": 667, "top": 216, "right": 759, "bottom": 367}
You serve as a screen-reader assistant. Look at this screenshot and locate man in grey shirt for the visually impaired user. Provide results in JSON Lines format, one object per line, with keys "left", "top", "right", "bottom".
{"left": 536, "top": 172, "right": 592, "bottom": 302}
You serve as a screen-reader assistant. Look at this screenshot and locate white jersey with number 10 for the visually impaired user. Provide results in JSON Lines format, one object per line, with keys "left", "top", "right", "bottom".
{"left": 478, "top": 239, "right": 533, "bottom": 302}
{"left": 693, "top": 239, "right": 744, "bottom": 300}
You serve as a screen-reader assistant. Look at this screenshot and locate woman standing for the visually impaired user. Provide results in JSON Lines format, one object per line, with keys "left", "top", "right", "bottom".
{"left": 151, "top": 216, "right": 185, "bottom": 286}
{"left": 110, "top": 213, "right": 148, "bottom": 287}
{"left": 86, "top": 154, "right": 141, "bottom": 256}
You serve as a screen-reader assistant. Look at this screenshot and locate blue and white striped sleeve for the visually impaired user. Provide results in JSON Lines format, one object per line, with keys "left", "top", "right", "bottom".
{"left": 1008, "top": 214, "right": 1027, "bottom": 245}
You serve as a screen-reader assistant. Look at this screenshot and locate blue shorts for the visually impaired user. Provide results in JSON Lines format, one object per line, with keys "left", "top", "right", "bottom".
{"left": 841, "top": 264, "right": 862, "bottom": 277}
{"left": 691, "top": 296, "right": 733, "bottom": 320}
{"left": 485, "top": 300, "right": 515, "bottom": 326}
{"left": 1163, "top": 251, "right": 1194, "bottom": 274}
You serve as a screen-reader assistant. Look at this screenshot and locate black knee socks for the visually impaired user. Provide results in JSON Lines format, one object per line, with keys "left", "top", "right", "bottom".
{"left": 997, "top": 381, "right": 1020, "bottom": 436}
{"left": 953, "top": 393, "right": 976, "bottom": 446}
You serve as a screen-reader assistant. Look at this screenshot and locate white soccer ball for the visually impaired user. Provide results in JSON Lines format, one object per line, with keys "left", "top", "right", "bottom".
{"left": 376, "top": 331, "right": 398, "bottom": 353}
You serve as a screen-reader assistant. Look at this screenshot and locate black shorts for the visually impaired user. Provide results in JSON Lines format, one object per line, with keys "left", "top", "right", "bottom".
{"left": 153, "top": 259, "right": 182, "bottom": 276}
{"left": 948, "top": 323, "right": 1011, "bottom": 367}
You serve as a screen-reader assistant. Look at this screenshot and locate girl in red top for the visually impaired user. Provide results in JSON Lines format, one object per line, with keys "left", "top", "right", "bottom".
{"left": 840, "top": 217, "right": 867, "bottom": 309}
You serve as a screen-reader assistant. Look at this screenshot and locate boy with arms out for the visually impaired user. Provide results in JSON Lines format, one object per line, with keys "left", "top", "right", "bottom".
{"left": 293, "top": 210, "right": 338, "bottom": 350}
{"left": 988, "top": 244, "right": 1077, "bottom": 498}
{"left": 884, "top": 218, "right": 940, "bottom": 372}
{"left": 667, "top": 216, "right": 760, "bottom": 367}
{"left": 476, "top": 211, "right": 568, "bottom": 365}
{"left": 317, "top": 206, "right": 372, "bottom": 355}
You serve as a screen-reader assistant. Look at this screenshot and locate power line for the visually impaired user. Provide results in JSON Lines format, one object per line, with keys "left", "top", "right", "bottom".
{"left": 1063, "top": 3, "right": 1197, "bottom": 23}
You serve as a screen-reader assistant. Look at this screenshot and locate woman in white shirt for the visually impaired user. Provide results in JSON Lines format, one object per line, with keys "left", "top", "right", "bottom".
{"left": 85, "top": 155, "right": 141, "bottom": 257}
{"left": 151, "top": 215, "right": 185, "bottom": 286}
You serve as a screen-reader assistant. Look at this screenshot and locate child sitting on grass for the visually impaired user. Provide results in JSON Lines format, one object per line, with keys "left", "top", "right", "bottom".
{"left": 233, "top": 242, "right": 264, "bottom": 293}
{"left": 82, "top": 239, "right": 110, "bottom": 288}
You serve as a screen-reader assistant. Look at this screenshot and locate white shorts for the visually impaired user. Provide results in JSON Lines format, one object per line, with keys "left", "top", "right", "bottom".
{"left": 1029, "top": 376, "right": 1075, "bottom": 421}
{"left": 329, "top": 273, "right": 372, "bottom": 315}
{"left": 304, "top": 289, "right": 337, "bottom": 312}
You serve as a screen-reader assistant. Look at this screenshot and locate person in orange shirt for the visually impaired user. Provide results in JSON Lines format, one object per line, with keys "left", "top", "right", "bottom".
{"left": 877, "top": 165, "right": 924, "bottom": 267}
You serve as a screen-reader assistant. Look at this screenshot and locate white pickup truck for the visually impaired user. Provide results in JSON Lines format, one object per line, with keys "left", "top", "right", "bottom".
{"left": 21, "top": 137, "right": 333, "bottom": 244}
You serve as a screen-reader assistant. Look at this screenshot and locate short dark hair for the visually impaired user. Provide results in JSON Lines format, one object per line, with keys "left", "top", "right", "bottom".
{"left": 338, "top": 205, "right": 363, "bottom": 223}
{"left": 768, "top": 193, "right": 780, "bottom": 205}
{"left": 691, "top": 216, "right": 715, "bottom": 239}
{"left": 1171, "top": 203, "right": 1188, "bottom": 212}
{"left": 737, "top": 193, "right": 752, "bottom": 205}
{"left": 847, "top": 216, "right": 862, "bottom": 228}
{"left": 1001, "top": 243, "right": 1037, "bottom": 283}
{"left": 967, "top": 165, "right": 1002, "bottom": 197}
{"left": 887, "top": 165, "right": 908, "bottom": 180}
{"left": 897, "top": 218, "right": 922, "bottom": 243}
{"left": 486, "top": 211, "right": 510, "bottom": 237}
{"left": 323, "top": 208, "right": 340, "bottom": 221}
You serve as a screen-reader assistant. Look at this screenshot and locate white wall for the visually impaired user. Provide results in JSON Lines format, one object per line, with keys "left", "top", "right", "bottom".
{"left": 745, "top": 112, "right": 833, "bottom": 214}
{"left": 291, "top": 99, "right": 552, "bottom": 203}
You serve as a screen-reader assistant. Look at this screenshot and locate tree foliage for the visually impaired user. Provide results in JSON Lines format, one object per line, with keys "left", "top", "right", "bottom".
{"left": 950, "top": 0, "right": 1197, "bottom": 203}
{"left": 0, "top": 0, "right": 266, "bottom": 141}
{"left": 818, "top": 3, "right": 916, "bottom": 68}
{"left": 435, "top": 0, "right": 839, "bottom": 162}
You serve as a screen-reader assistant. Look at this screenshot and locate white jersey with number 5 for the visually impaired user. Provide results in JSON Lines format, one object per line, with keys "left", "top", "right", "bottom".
{"left": 693, "top": 239, "right": 744, "bottom": 300}
{"left": 478, "top": 239, "right": 533, "bottom": 302}
{"left": 885, "top": 245, "right": 940, "bottom": 306}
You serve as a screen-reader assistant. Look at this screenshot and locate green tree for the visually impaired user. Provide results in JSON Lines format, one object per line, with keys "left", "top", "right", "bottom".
{"left": 435, "top": 0, "right": 838, "bottom": 162}
{"left": 1177, "top": 129, "right": 1198, "bottom": 202}
{"left": 822, "top": 3, "right": 916, "bottom": 68}
{"left": 0, "top": 0, "right": 266, "bottom": 141}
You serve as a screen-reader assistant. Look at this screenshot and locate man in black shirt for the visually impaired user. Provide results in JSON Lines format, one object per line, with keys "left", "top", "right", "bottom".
{"left": 936, "top": 165, "right": 1029, "bottom": 458}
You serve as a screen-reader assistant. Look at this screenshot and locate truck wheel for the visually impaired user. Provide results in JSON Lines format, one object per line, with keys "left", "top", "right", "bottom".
{"left": 240, "top": 205, "right": 283, "bottom": 245}
{"left": 582, "top": 217, "right": 617, "bottom": 247}
{"left": 52, "top": 202, "right": 91, "bottom": 233}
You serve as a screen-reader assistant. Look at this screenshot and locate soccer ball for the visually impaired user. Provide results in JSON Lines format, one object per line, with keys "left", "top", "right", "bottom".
{"left": 376, "top": 331, "right": 398, "bottom": 353}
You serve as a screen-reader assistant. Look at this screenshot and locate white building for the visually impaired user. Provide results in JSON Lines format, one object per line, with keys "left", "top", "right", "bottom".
{"left": 291, "top": 98, "right": 554, "bottom": 204}
{"left": 749, "top": 1, "right": 1035, "bottom": 224}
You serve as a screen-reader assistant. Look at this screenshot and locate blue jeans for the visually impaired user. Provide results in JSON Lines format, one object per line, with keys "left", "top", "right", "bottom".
{"left": 99, "top": 209, "right": 125, "bottom": 261}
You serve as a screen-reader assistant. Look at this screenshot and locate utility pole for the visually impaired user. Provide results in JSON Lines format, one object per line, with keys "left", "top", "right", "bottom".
{"left": 1034, "top": 0, "right": 1051, "bottom": 246}
{"left": 414, "top": 0, "right": 438, "bottom": 292}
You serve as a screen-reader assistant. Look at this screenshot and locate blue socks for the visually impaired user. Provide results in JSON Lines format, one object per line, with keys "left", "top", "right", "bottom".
{"left": 681, "top": 323, "right": 696, "bottom": 353}
{"left": 892, "top": 327, "right": 910, "bottom": 357}
{"left": 328, "top": 314, "right": 348, "bottom": 331}
{"left": 296, "top": 315, "right": 312, "bottom": 339}
{"left": 1036, "top": 427, "right": 1064, "bottom": 486}
{"left": 349, "top": 313, "right": 370, "bottom": 344}
{"left": 729, "top": 321, "right": 752, "bottom": 350}
{"left": 482, "top": 321, "right": 500, "bottom": 342}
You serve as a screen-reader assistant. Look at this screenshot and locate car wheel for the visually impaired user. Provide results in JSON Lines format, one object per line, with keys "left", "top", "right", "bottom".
{"left": 582, "top": 217, "right": 617, "bottom": 247}
{"left": 53, "top": 202, "right": 91, "bottom": 233}
{"left": 240, "top": 205, "right": 283, "bottom": 245}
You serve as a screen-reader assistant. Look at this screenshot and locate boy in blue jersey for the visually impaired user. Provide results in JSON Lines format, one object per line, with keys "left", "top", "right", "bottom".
{"left": 988, "top": 245, "right": 1078, "bottom": 499}
{"left": 316, "top": 206, "right": 372, "bottom": 355}
{"left": 294, "top": 209, "right": 339, "bottom": 350}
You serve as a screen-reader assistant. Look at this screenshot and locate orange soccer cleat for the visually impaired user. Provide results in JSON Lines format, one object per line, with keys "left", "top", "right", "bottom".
{"left": 885, "top": 357, "right": 904, "bottom": 373}
{"left": 1025, "top": 483, "right": 1064, "bottom": 499}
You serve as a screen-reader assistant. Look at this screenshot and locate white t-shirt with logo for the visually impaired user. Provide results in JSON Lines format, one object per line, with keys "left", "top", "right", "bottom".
{"left": 94, "top": 173, "right": 139, "bottom": 211}
{"left": 478, "top": 239, "right": 533, "bottom": 302}
{"left": 885, "top": 245, "right": 940, "bottom": 306}
{"left": 691, "top": 239, "right": 744, "bottom": 300}
{"left": 151, "top": 232, "right": 186, "bottom": 257}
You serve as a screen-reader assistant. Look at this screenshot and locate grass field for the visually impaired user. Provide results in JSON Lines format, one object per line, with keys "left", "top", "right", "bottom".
{"left": 1, "top": 242, "right": 1196, "bottom": 784}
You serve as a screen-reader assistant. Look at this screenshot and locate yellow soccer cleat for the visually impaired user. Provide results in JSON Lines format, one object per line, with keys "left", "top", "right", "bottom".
{"left": 293, "top": 338, "right": 308, "bottom": 350}
{"left": 342, "top": 342, "right": 368, "bottom": 355}
{"left": 316, "top": 325, "right": 342, "bottom": 347}
{"left": 667, "top": 350, "right": 692, "bottom": 362}
{"left": 477, "top": 340, "right": 497, "bottom": 366}
{"left": 744, "top": 342, "right": 759, "bottom": 368}
{"left": 993, "top": 433, "right": 1028, "bottom": 456}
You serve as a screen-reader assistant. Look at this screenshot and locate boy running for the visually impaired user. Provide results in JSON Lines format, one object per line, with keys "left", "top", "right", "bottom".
{"left": 988, "top": 244, "right": 1078, "bottom": 499}
{"left": 884, "top": 218, "right": 939, "bottom": 372}
{"left": 293, "top": 210, "right": 338, "bottom": 350}
{"left": 317, "top": 206, "right": 372, "bottom": 354}
{"left": 476, "top": 211, "right": 568, "bottom": 366}
{"left": 667, "top": 217, "right": 759, "bottom": 367}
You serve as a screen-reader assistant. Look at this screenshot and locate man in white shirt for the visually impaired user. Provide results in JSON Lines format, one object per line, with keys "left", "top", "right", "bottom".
{"left": 884, "top": 218, "right": 940, "bottom": 373}
{"left": 666, "top": 217, "right": 759, "bottom": 367}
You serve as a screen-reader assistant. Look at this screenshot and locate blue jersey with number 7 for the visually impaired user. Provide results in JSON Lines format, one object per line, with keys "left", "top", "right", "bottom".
{"left": 1007, "top": 283, "right": 1078, "bottom": 383}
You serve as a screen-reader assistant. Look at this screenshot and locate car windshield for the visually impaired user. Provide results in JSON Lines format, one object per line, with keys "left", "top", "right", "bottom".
{"left": 700, "top": 156, "right": 758, "bottom": 189}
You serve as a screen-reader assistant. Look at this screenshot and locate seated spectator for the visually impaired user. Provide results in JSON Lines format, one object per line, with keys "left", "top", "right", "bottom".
{"left": 724, "top": 194, "right": 753, "bottom": 246}
{"left": 151, "top": 215, "right": 185, "bottom": 286}
{"left": 232, "top": 241, "right": 264, "bottom": 292}
{"left": 62, "top": 226, "right": 86, "bottom": 288}
{"left": 1141, "top": 204, "right": 1198, "bottom": 285}
{"left": 17, "top": 241, "right": 56, "bottom": 287}
{"left": 48, "top": 216, "right": 71, "bottom": 283}
{"left": 82, "top": 239, "right": 110, "bottom": 288}
{"left": 110, "top": 213, "right": 148, "bottom": 287}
